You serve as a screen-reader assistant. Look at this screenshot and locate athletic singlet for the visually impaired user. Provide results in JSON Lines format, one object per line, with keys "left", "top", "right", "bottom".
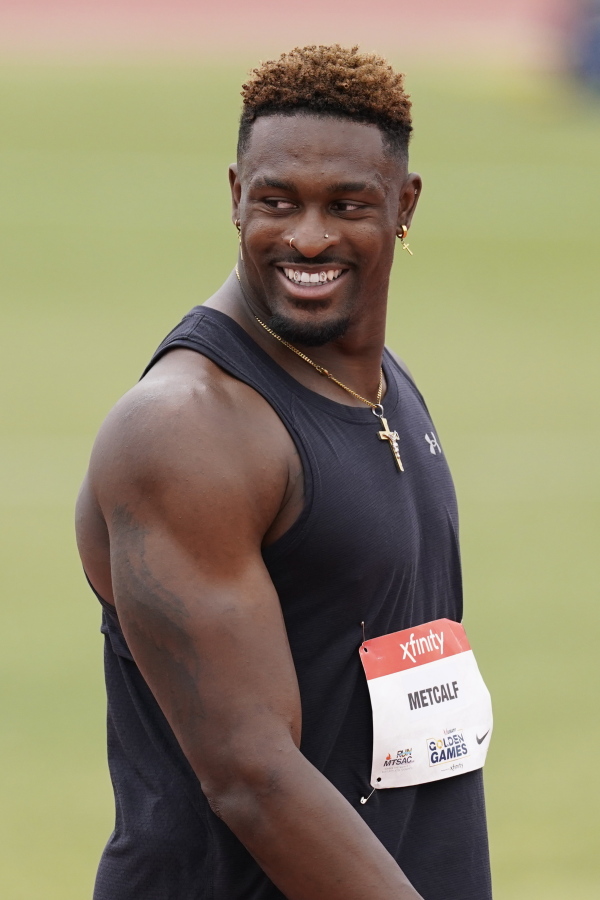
{"left": 93, "top": 305, "right": 492, "bottom": 900}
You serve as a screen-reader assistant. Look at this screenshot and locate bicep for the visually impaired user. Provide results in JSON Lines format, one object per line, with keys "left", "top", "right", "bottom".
{"left": 110, "top": 503, "right": 302, "bottom": 779}
{"left": 93, "top": 377, "right": 302, "bottom": 785}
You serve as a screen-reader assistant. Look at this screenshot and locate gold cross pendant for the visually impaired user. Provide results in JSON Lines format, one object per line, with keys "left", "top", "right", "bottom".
{"left": 377, "top": 417, "right": 404, "bottom": 472}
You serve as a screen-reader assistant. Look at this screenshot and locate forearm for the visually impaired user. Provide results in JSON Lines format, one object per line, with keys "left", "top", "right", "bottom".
{"left": 204, "top": 745, "right": 423, "bottom": 900}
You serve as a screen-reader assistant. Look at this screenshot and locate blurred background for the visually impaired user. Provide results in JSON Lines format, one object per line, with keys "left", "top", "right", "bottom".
{"left": 0, "top": 1, "right": 598, "bottom": 898}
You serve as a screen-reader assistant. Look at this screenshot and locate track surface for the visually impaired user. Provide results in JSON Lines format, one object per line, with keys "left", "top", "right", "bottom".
{"left": 0, "top": 0, "right": 567, "bottom": 64}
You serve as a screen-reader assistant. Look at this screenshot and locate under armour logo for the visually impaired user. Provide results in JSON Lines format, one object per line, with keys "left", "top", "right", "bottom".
{"left": 424, "top": 432, "right": 442, "bottom": 455}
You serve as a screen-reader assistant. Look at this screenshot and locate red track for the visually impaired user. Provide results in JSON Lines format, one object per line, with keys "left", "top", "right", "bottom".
{"left": 0, "top": 0, "right": 569, "bottom": 64}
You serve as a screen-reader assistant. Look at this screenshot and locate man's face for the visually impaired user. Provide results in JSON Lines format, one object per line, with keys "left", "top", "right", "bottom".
{"left": 231, "top": 114, "right": 420, "bottom": 346}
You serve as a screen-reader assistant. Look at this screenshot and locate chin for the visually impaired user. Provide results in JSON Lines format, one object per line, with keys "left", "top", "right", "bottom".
{"left": 267, "top": 311, "right": 351, "bottom": 347}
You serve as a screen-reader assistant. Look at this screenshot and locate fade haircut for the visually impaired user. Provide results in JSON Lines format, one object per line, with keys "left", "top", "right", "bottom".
{"left": 238, "top": 45, "right": 413, "bottom": 163}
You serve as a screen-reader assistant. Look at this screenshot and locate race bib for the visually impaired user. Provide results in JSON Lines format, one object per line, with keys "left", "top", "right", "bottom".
{"left": 360, "top": 618, "right": 492, "bottom": 789}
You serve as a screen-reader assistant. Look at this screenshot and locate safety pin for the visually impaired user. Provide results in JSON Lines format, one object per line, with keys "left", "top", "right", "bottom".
{"left": 360, "top": 787, "right": 376, "bottom": 805}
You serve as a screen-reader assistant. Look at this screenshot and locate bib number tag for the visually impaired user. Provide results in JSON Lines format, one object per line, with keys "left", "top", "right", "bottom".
{"left": 359, "top": 619, "right": 492, "bottom": 789}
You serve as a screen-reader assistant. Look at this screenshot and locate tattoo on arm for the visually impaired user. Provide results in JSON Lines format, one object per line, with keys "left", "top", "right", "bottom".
{"left": 110, "top": 504, "right": 208, "bottom": 737}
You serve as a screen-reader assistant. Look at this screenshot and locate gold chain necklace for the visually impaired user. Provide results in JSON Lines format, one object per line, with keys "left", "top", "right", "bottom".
{"left": 235, "top": 266, "right": 404, "bottom": 472}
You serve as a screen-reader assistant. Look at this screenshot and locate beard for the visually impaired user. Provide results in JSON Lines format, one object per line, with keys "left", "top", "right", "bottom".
{"left": 266, "top": 308, "right": 351, "bottom": 347}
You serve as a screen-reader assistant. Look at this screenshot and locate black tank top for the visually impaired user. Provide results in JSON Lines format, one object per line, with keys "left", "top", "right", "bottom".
{"left": 94, "top": 305, "right": 492, "bottom": 900}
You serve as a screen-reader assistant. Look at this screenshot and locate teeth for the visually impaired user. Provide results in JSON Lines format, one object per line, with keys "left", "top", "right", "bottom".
{"left": 283, "top": 268, "right": 342, "bottom": 284}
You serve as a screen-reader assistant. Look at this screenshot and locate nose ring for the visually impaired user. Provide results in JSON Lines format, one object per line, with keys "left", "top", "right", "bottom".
{"left": 289, "top": 234, "right": 330, "bottom": 247}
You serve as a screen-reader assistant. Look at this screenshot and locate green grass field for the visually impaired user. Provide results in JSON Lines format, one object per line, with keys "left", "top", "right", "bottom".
{"left": 1, "top": 61, "right": 599, "bottom": 898}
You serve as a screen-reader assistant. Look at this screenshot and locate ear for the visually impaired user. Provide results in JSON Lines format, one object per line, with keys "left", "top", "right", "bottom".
{"left": 397, "top": 172, "right": 422, "bottom": 233}
{"left": 229, "top": 164, "right": 241, "bottom": 224}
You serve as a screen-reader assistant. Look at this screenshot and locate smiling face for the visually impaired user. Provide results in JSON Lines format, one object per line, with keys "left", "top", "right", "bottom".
{"left": 231, "top": 113, "right": 421, "bottom": 346}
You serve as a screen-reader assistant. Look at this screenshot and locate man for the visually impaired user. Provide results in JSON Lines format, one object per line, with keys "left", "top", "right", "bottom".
{"left": 76, "top": 45, "right": 492, "bottom": 900}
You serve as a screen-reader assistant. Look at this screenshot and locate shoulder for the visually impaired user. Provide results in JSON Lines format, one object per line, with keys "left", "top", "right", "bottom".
{"left": 88, "top": 348, "right": 295, "bottom": 535}
{"left": 385, "top": 347, "right": 416, "bottom": 384}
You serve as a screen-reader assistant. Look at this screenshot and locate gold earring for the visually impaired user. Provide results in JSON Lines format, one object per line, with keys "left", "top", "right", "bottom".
{"left": 397, "top": 225, "right": 413, "bottom": 256}
{"left": 235, "top": 220, "right": 243, "bottom": 260}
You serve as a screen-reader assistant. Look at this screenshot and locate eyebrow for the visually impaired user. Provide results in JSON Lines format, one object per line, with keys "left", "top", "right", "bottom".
{"left": 251, "top": 176, "right": 297, "bottom": 192}
{"left": 250, "top": 176, "right": 383, "bottom": 194}
{"left": 327, "top": 180, "right": 383, "bottom": 194}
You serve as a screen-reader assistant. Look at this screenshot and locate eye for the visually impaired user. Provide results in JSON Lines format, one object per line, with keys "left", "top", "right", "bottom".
{"left": 264, "top": 198, "right": 297, "bottom": 210}
{"left": 331, "top": 201, "right": 364, "bottom": 213}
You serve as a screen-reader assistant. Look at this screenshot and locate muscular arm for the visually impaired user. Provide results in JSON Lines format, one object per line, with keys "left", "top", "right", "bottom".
{"left": 84, "top": 353, "right": 423, "bottom": 900}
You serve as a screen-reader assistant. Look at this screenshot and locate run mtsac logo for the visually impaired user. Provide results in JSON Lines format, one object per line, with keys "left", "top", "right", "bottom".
{"left": 428, "top": 733, "right": 468, "bottom": 767}
{"left": 383, "top": 748, "right": 414, "bottom": 767}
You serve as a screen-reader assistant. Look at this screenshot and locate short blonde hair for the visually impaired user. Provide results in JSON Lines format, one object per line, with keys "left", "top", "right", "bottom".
{"left": 238, "top": 45, "right": 412, "bottom": 159}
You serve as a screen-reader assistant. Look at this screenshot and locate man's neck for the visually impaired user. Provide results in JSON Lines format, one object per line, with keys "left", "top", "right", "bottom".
{"left": 205, "top": 271, "right": 389, "bottom": 409}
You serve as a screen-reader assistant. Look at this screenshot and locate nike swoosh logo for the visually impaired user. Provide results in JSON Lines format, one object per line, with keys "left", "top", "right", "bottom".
{"left": 476, "top": 729, "right": 491, "bottom": 745}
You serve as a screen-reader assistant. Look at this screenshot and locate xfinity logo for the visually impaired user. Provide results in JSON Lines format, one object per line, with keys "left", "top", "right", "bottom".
{"left": 400, "top": 629, "right": 445, "bottom": 664}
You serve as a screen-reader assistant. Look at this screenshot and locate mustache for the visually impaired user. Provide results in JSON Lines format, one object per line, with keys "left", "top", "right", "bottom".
{"left": 273, "top": 257, "right": 352, "bottom": 268}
